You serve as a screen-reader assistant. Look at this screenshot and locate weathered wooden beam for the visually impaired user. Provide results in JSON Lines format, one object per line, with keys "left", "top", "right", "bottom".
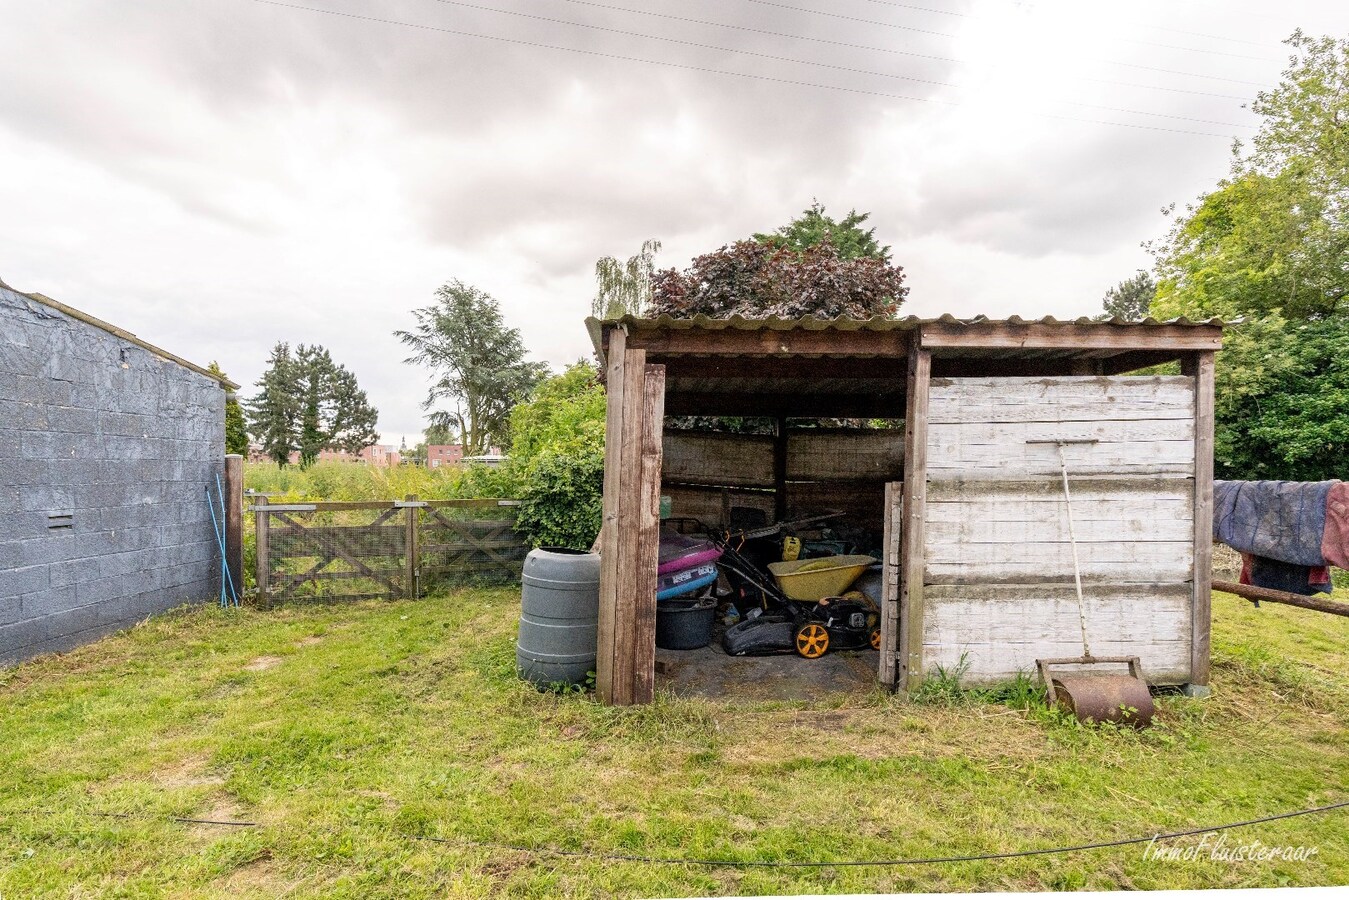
{"left": 610, "top": 346, "right": 649, "bottom": 706}
{"left": 1184, "top": 351, "right": 1215, "bottom": 687}
{"left": 405, "top": 494, "right": 419, "bottom": 599}
{"left": 1098, "top": 349, "right": 1187, "bottom": 375}
{"left": 898, "top": 339, "right": 931, "bottom": 692}
{"left": 662, "top": 392, "right": 906, "bottom": 418}
{"left": 920, "top": 322, "right": 1223, "bottom": 352}
{"left": 880, "top": 481, "right": 901, "bottom": 687}
{"left": 596, "top": 328, "right": 628, "bottom": 706}
{"left": 773, "top": 417, "right": 788, "bottom": 522}
{"left": 659, "top": 355, "right": 906, "bottom": 380}
{"left": 630, "top": 363, "right": 666, "bottom": 705}
{"left": 224, "top": 454, "right": 242, "bottom": 603}
{"left": 1213, "top": 580, "right": 1349, "bottom": 618}
{"left": 254, "top": 494, "right": 270, "bottom": 606}
{"left": 626, "top": 327, "right": 914, "bottom": 358}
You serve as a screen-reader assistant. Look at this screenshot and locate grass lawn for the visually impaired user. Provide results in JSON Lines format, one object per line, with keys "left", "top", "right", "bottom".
{"left": 1, "top": 588, "right": 1346, "bottom": 898}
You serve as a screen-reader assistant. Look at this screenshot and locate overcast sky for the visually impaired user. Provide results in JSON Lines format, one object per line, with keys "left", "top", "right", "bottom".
{"left": 3, "top": 0, "right": 1346, "bottom": 445}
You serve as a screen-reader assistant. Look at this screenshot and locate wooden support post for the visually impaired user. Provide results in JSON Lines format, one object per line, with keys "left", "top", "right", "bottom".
{"left": 879, "top": 481, "right": 902, "bottom": 687}
{"left": 630, "top": 364, "right": 666, "bottom": 705}
{"left": 223, "top": 454, "right": 243, "bottom": 602}
{"left": 254, "top": 494, "right": 270, "bottom": 606}
{"left": 773, "top": 416, "right": 788, "bottom": 522}
{"left": 405, "top": 494, "right": 419, "bottom": 599}
{"left": 897, "top": 342, "right": 931, "bottom": 692}
{"left": 596, "top": 329, "right": 629, "bottom": 705}
{"left": 608, "top": 347, "right": 649, "bottom": 706}
{"left": 1183, "top": 350, "right": 1215, "bottom": 687}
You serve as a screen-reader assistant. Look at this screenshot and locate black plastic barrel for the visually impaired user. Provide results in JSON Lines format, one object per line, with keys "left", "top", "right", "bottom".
{"left": 517, "top": 548, "right": 601, "bottom": 686}
{"left": 655, "top": 596, "right": 717, "bottom": 650}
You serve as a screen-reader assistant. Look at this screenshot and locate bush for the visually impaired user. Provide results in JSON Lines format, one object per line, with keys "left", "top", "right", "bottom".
{"left": 513, "top": 450, "right": 605, "bottom": 550}
{"left": 504, "top": 362, "right": 607, "bottom": 549}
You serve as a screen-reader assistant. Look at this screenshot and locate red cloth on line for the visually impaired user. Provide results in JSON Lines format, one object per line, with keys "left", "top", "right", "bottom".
{"left": 1239, "top": 553, "right": 1331, "bottom": 591}
{"left": 1321, "top": 481, "right": 1349, "bottom": 570}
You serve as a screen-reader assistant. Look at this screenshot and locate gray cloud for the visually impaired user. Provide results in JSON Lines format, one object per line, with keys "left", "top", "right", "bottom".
{"left": 1, "top": 0, "right": 1345, "bottom": 441}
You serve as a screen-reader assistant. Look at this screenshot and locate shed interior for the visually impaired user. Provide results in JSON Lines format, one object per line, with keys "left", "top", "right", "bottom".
{"left": 588, "top": 315, "right": 1222, "bottom": 707}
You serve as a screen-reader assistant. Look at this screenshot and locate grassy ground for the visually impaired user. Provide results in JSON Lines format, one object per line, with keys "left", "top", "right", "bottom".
{"left": 1, "top": 588, "right": 1346, "bottom": 898}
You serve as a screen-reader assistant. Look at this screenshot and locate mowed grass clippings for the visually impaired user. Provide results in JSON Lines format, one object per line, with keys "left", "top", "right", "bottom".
{"left": 0, "top": 588, "right": 1345, "bottom": 898}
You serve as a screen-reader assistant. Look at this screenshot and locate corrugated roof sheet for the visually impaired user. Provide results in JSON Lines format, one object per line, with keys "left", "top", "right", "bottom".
{"left": 586, "top": 312, "right": 1225, "bottom": 357}
{"left": 592, "top": 312, "right": 1224, "bottom": 330}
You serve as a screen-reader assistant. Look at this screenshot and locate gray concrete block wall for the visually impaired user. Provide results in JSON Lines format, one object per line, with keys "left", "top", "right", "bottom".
{"left": 1, "top": 287, "right": 225, "bottom": 665}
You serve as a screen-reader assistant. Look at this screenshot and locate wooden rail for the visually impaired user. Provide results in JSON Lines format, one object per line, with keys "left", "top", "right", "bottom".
{"left": 1213, "top": 579, "right": 1349, "bottom": 619}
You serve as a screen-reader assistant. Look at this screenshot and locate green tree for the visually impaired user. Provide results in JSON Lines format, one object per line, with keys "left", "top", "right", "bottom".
{"left": 244, "top": 342, "right": 379, "bottom": 467}
{"left": 1099, "top": 271, "right": 1156, "bottom": 321}
{"left": 1149, "top": 31, "right": 1349, "bottom": 480}
{"left": 1211, "top": 314, "right": 1349, "bottom": 480}
{"left": 592, "top": 239, "right": 661, "bottom": 318}
{"left": 244, "top": 343, "right": 300, "bottom": 466}
{"left": 209, "top": 361, "right": 249, "bottom": 456}
{"left": 1152, "top": 31, "right": 1348, "bottom": 321}
{"left": 754, "top": 200, "right": 892, "bottom": 262}
{"left": 293, "top": 345, "right": 380, "bottom": 467}
{"left": 395, "top": 280, "right": 548, "bottom": 456}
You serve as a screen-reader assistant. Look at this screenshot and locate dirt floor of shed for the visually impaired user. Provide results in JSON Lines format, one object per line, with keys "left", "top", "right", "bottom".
{"left": 656, "top": 644, "right": 878, "bottom": 701}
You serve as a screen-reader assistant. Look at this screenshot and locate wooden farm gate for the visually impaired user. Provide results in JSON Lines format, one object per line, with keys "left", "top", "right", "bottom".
{"left": 252, "top": 497, "right": 527, "bottom": 603}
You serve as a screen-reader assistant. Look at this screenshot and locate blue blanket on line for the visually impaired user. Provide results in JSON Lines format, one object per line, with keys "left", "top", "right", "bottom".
{"left": 1213, "top": 480, "right": 1335, "bottom": 566}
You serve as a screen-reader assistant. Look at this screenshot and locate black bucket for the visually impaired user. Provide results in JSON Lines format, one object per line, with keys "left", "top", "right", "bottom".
{"left": 655, "top": 596, "right": 717, "bottom": 650}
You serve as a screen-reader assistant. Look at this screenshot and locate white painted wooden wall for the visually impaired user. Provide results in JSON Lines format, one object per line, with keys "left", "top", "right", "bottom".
{"left": 921, "top": 376, "right": 1196, "bottom": 685}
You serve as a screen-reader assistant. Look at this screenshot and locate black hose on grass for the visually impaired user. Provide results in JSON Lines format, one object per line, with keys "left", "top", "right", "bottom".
{"left": 11, "top": 798, "right": 1347, "bottom": 868}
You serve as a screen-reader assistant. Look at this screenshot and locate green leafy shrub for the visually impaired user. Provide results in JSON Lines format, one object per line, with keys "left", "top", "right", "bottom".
{"left": 505, "top": 362, "right": 607, "bottom": 549}
{"left": 513, "top": 449, "right": 605, "bottom": 550}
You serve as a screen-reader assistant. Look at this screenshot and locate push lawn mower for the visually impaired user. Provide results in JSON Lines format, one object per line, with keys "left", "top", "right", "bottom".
{"left": 714, "top": 538, "right": 880, "bottom": 659}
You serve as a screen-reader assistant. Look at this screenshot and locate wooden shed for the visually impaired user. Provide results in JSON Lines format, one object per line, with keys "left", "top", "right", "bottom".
{"left": 587, "top": 314, "right": 1223, "bottom": 706}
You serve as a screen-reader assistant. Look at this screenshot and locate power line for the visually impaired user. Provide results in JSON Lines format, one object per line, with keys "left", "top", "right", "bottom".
{"left": 743, "top": 0, "right": 1280, "bottom": 61}
{"left": 420, "top": 0, "right": 1252, "bottom": 129}
{"left": 1114, "top": 60, "right": 1267, "bottom": 87}
{"left": 554, "top": 0, "right": 1252, "bottom": 101}
{"left": 852, "top": 0, "right": 967, "bottom": 17}
{"left": 857, "top": 0, "right": 1276, "bottom": 47}
{"left": 744, "top": 0, "right": 957, "bottom": 38}
{"left": 426, "top": 0, "right": 961, "bottom": 92}
{"left": 243, "top": 0, "right": 1238, "bottom": 138}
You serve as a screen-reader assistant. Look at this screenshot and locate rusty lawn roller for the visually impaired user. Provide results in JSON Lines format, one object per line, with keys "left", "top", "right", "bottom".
{"left": 1030, "top": 438, "right": 1156, "bottom": 728}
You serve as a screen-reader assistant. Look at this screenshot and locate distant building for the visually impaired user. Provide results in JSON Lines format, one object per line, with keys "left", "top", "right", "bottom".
{"left": 284, "top": 444, "right": 401, "bottom": 467}
{"left": 426, "top": 444, "right": 502, "bottom": 468}
{"left": 462, "top": 453, "right": 507, "bottom": 468}
{"left": 426, "top": 444, "right": 463, "bottom": 468}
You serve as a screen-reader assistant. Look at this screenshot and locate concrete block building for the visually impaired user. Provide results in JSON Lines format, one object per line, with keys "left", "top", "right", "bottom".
{"left": 1, "top": 280, "right": 233, "bottom": 664}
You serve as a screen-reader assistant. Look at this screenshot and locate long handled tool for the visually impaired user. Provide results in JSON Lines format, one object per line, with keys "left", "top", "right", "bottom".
{"left": 1030, "top": 439, "right": 1155, "bottom": 727}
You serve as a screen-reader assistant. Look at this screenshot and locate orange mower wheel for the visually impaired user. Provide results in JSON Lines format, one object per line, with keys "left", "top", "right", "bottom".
{"left": 870, "top": 629, "right": 881, "bottom": 650}
{"left": 795, "top": 623, "right": 829, "bottom": 659}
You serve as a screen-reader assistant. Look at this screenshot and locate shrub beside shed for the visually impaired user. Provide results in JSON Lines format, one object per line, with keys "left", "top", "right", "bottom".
{"left": 587, "top": 314, "right": 1222, "bottom": 706}
{"left": 1, "top": 281, "right": 234, "bottom": 664}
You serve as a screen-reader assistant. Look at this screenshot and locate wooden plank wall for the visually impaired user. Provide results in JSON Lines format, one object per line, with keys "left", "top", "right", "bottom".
{"left": 661, "top": 428, "right": 903, "bottom": 530}
{"left": 919, "top": 376, "right": 1197, "bottom": 685}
